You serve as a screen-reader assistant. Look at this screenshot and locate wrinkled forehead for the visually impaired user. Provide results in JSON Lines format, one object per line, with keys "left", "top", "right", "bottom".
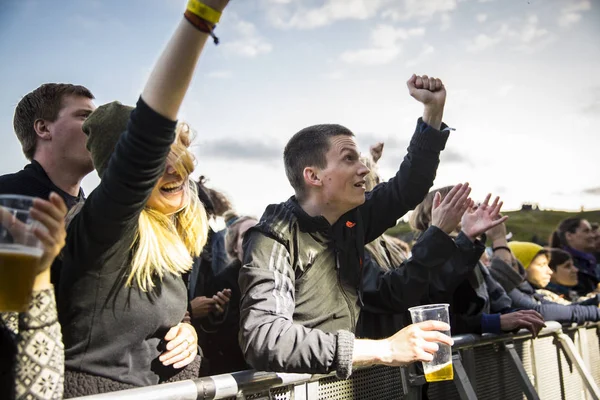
{"left": 328, "top": 134, "right": 358, "bottom": 153}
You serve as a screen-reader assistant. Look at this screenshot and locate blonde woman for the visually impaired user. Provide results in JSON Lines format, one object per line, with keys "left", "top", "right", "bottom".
{"left": 57, "top": 0, "right": 230, "bottom": 396}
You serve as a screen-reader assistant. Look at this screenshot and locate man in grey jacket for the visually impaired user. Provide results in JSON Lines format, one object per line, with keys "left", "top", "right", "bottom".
{"left": 239, "top": 75, "right": 506, "bottom": 379}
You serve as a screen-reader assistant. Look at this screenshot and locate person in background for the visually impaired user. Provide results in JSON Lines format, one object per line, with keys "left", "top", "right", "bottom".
{"left": 187, "top": 177, "right": 231, "bottom": 342}
{"left": 0, "top": 84, "right": 96, "bottom": 287}
{"left": 410, "top": 186, "right": 545, "bottom": 336}
{"left": 0, "top": 193, "right": 67, "bottom": 400}
{"left": 204, "top": 216, "right": 258, "bottom": 374}
{"left": 591, "top": 222, "right": 600, "bottom": 261}
{"left": 57, "top": 0, "right": 231, "bottom": 396}
{"left": 549, "top": 218, "right": 598, "bottom": 295}
{"left": 537, "top": 248, "right": 599, "bottom": 305}
{"left": 355, "top": 153, "right": 411, "bottom": 339}
{"left": 208, "top": 186, "right": 235, "bottom": 275}
{"left": 0, "top": 84, "right": 96, "bottom": 209}
{"left": 507, "top": 242, "right": 600, "bottom": 324}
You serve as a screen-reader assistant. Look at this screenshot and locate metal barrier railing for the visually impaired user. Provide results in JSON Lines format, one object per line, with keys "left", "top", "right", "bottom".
{"left": 71, "top": 321, "right": 600, "bottom": 400}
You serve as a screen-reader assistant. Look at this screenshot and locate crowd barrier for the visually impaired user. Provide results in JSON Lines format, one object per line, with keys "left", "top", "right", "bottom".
{"left": 72, "top": 321, "right": 600, "bottom": 400}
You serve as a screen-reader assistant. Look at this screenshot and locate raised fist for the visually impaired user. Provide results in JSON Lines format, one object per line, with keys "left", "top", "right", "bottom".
{"left": 407, "top": 74, "right": 446, "bottom": 107}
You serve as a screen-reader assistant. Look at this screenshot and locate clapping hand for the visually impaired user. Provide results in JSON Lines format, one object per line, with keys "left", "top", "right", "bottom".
{"left": 461, "top": 194, "right": 508, "bottom": 241}
{"left": 430, "top": 183, "right": 472, "bottom": 235}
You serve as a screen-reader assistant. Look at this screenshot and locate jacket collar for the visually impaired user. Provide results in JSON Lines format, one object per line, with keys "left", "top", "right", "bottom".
{"left": 285, "top": 197, "right": 332, "bottom": 233}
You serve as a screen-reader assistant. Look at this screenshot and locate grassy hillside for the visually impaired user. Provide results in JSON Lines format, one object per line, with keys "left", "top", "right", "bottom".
{"left": 387, "top": 209, "right": 600, "bottom": 245}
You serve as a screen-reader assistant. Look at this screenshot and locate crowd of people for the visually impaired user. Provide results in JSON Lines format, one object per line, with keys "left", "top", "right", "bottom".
{"left": 1, "top": 1, "right": 600, "bottom": 399}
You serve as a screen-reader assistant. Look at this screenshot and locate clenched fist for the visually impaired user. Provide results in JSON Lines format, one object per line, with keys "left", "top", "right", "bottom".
{"left": 407, "top": 74, "right": 446, "bottom": 107}
{"left": 407, "top": 74, "right": 446, "bottom": 130}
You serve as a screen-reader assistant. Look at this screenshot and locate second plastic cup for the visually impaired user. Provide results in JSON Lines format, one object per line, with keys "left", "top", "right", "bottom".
{"left": 408, "top": 303, "right": 453, "bottom": 382}
{"left": 0, "top": 195, "right": 44, "bottom": 312}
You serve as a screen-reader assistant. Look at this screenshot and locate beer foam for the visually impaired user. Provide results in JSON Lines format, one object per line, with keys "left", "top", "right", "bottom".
{"left": 0, "top": 245, "right": 43, "bottom": 258}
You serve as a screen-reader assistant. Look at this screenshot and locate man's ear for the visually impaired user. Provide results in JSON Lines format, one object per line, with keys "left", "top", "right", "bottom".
{"left": 303, "top": 166, "right": 322, "bottom": 189}
{"left": 33, "top": 119, "right": 52, "bottom": 140}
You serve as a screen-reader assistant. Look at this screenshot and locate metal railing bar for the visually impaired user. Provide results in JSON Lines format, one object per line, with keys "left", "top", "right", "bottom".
{"left": 504, "top": 343, "right": 540, "bottom": 400}
{"left": 452, "top": 321, "right": 562, "bottom": 350}
{"left": 452, "top": 353, "right": 478, "bottom": 400}
{"left": 556, "top": 332, "right": 600, "bottom": 400}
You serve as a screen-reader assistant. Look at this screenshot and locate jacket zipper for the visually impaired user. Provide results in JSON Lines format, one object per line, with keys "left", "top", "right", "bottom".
{"left": 335, "top": 248, "right": 356, "bottom": 332}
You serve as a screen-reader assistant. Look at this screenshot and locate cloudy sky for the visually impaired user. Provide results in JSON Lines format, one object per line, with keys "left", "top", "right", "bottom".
{"left": 1, "top": 0, "right": 599, "bottom": 219}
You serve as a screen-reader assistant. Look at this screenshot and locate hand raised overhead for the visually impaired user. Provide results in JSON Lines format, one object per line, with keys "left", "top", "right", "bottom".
{"left": 369, "top": 142, "right": 384, "bottom": 164}
{"left": 461, "top": 194, "right": 508, "bottom": 241}
{"left": 407, "top": 74, "right": 446, "bottom": 107}
{"left": 430, "top": 183, "right": 472, "bottom": 235}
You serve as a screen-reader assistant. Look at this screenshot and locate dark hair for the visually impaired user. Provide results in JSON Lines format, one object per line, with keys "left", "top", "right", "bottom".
{"left": 13, "top": 83, "right": 95, "bottom": 160}
{"left": 283, "top": 124, "right": 354, "bottom": 200}
{"left": 207, "top": 188, "right": 232, "bottom": 217}
{"left": 225, "top": 216, "right": 258, "bottom": 259}
{"left": 549, "top": 217, "right": 584, "bottom": 248}
{"left": 409, "top": 185, "right": 454, "bottom": 232}
{"left": 547, "top": 248, "right": 572, "bottom": 272}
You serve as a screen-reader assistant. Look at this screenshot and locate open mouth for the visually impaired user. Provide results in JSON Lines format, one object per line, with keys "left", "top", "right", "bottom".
{"left": 354, "top": 181, "right": 366, "bottom": 189}
{"left": 160, "top": 181, "right": 184, "bottom": 195}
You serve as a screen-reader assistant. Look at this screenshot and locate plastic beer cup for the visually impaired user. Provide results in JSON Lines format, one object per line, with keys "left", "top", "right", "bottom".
{"left": 0, "top": 195, "right": 44, "bottom": 312}
{"left": 408, "top": 303, "right": 453, "bottom": 382}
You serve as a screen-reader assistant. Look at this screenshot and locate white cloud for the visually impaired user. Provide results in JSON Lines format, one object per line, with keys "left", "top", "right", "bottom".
{"left": 265, "top": 0, "right": 461, "bottom": 29}
{"left": 340, "top": 25, "right": 425, "bottom": 65}
{"left": 266, "top": 0, "right": 390, "bottom": 30}
{"left": 341, "top": 47, "right": 400, "bottom": 65}
{"left": 467, "top": 15, "right": 552, "bottom": 53}
{"left": 206, "top": 71, "right": 233, "bottom": 79}
{"left": 467, "top": 33, "right": 501, "bottom": 52}
{"left": 224, "top": 19, "right": 272, "bottom": 57}
{"left": 405, "top": 45, "right": 435, "bottom": 67}
{"left": 476, "top": 13, "right": 488, "bottom": 23}
{"left": 558, "top": 0, "right": 591, "bottom": 28}
{"left": 382, "top": 0, "right": 457, "bottom": 22}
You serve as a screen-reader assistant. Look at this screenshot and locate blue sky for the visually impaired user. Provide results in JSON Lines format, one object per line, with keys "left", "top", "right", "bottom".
{"left": 1, "top": 0, "right": 599, "bottom": 219}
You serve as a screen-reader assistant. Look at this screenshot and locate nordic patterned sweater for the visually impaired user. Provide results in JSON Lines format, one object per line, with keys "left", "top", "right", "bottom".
{"left": 0, "top": 287, "right": 64, "bottom": 400}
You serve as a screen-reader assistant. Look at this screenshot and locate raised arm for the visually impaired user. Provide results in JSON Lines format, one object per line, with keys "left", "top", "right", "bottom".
{"left": 360, "top": 75, "right": 450, "bottom": 243}
{"left": 142, "top": 0, "right": 229, "bottom": 119}
{"left": 69, "top": 1, "right": 230, "bottom": 250}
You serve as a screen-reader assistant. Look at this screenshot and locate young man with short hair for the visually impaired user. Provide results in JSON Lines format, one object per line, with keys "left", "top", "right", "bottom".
{"left": 239, "top": 74, "right": 470, "bottom": 379}
{"left": 0, "top": 83, "right": 96, "bottom": 287}
{"left": 0, "top": 83, "right": 96, "bottom": 209}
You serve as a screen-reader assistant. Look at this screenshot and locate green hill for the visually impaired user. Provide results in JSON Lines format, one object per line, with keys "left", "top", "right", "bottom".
{"left": 387, "top": 209, "right": 600, "bottom": 245}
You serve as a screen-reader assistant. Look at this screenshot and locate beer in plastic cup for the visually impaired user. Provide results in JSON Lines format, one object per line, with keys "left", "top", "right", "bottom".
{"left": 408, "top": 303, "right": 453, "bottom": 382}
{"left": 0, "top": 195, "right": 44, "bottom": 312}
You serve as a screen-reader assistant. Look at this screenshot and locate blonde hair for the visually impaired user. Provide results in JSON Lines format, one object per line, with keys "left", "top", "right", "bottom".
{"left": 67, "top": 122, "right": 209, "bottom": 291}
{"left": 409, "top": 185, "right": 454, "bottom": 233}
{"left": 360, "top": 156, "right": 407, "bottom": 269}
{"left": 365, "top": 235, "right": 408, "bottom": 271}
{"left": 129, "top": 122, "right": 208, "bottom": 291}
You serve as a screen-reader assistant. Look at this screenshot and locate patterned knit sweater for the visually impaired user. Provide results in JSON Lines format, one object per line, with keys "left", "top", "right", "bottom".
{"left": 0, "top": 287, "right": 64, "bottom": 400}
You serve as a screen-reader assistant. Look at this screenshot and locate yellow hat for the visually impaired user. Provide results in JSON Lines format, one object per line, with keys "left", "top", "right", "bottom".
{"left": 508, "top": 241, "right": 545, "bottom": 269}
